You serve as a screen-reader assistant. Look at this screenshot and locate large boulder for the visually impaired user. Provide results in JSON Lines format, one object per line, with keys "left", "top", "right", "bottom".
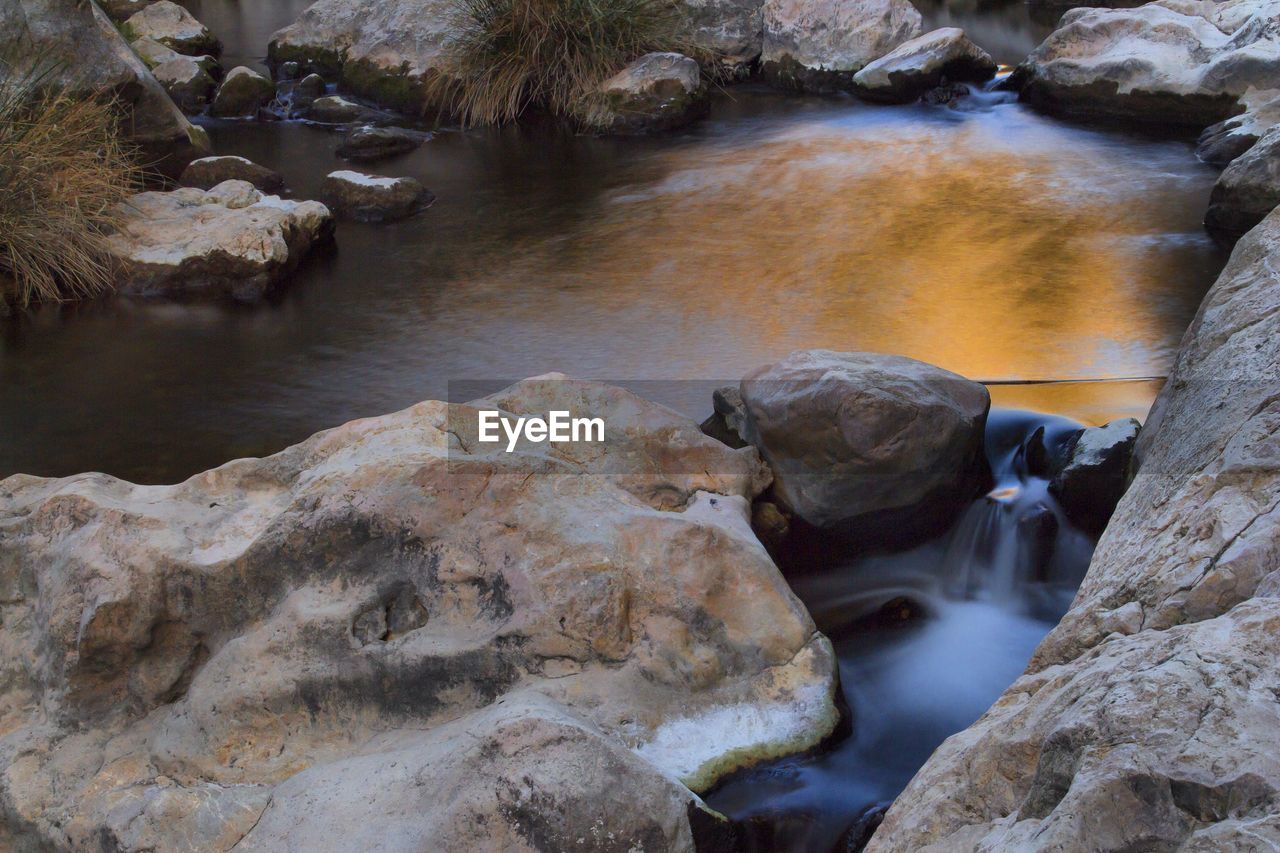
{"left": 0, "top": 0, "right": 207, "bottom": 178}
{"left": 761, "top": 0, "right": 922, "bottom": 93}
{"left": 1205, "top": 124, "right": 1280, "bottom": 243}
{"left": 1048, "top": 417, "right": 1141, "bottom": 535}
{"left": 98, "top": 0, "right": 158, "bottom": 22}
{"left": 269, "top": 0, "right": 457, "bottom": 113}
{"left": 1011, "top": 0, "right": 1280, "bottom": 127}
{"left": 151, "top": 55, "right": 217, "bottom": 113}
{"left": 129, "top": 35, "right": 181, "bottom": 69}
{"left": 105, "top": 180, "right": 334, "bottom": 301}
{"left": 591, "top": 52, "right": 710, "bottom": 134}
{"left": 682, "top": 0, "right": 765, "bottom": 74}
{"left": 868, "top": 208, "right": 1280, "bottom": 850}
{"left": 210, "top": 65, "right": 276, "bottom": 117}
{"left": 1196, "top": 88, "right": 1280, "bottom": 166}
{"left": 321, "top": 170, "right": 434, "bottom": 222}
{"left": 852, "top": 27, "right": 996, "bottom": 103}
{"left": 121, "top": 0, "right": 221, "bottom": 57}
{"left": 738, "top": 350, "right": 991, "bottom": 537}
{"left": 180, "top": 155, "right": 285, "bottom": 192}
{"left": 0, "top": 376, "right": 840, "bottom": 849}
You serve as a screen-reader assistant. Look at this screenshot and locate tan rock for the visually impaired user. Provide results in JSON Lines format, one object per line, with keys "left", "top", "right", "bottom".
{"left": 852, "top": 27, "right": 997, "bottom": 103}
{"left": 591, "top": 53, "right": 709, "bottom": 134}
{"left": 761, "top": 0, "right": 922, "bottom": 92}
{"left": 122, "top": 0, "right": 221, "bottom": 56}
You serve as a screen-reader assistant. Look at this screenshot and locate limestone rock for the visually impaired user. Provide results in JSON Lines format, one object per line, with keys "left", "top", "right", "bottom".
{"left": 0, "top": 376, "right": 839, "bottom": 849}
{"left": 592, "top": 53, "right": 709, "bottom": 134}
{"left": 336, "top": 125, "right": 428, "bottom": 162}
{"left": 321, "top": 170, "right": 434, "bottom": 222}
{"left": 868, "top": 208, "right": 1280, "bottom": 852}
{"left": 1012, "top": 0, "right": 1280, "bottom": 127}
{"left": 738, "top": 350, "right": 991, "bottom": 537}
{"left": 210, "top": 65, "right": 276, "bottom": 118}
{"left": 700, "top": 385, "right": 750, "bottom": 449}
{"left": 105, "top": 180, "right": 334, "bottom": 301}
{"left": 1205, "top": 124, "right": 1280, "bottom": 243}
{"left": 180, "top": 156, "right": 285, "bottom": 193}
{"left": 1196, "top": 89, "right": 1280, "bottom": 166}
{"left": 1049, "top": 418, "right": 1141, "bottom": 535}
{"left": 761, "top": 0, "right": 922, "bottom": 93}
{"left": 0, "top": 0, "right": 206, "bottom": 178}
{"left": 152, "top": 55, "right": 216, "bottom": 113}
{"left": 122, "top": 0, "right": 221, "bottom": 57}
{"left": 682, "top": 0, "right": 765, "bottom": 74}
{"left": 853, "top": 27, "right": 997, "bottom": 103}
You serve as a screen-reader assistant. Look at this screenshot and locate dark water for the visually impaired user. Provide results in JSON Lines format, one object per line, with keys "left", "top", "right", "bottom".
{"left": 707, "top": 409, "right": 1096, "bottom": 849}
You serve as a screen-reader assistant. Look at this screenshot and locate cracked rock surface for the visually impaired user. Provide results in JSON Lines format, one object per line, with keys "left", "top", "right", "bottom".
{"left": 0, "top": 376, "right": 838, "bottom": 851}
{"left": 867, "top": 209, "right": 1280, "bottom": 850}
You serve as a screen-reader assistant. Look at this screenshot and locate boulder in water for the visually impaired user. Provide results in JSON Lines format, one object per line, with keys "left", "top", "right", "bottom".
{"left": 1196, "top": 90, "right": 1280, "bottom": 166}
{"left": 180, "top": 155, "right": 285, "bottom": 193}
{"left": 592, "top": 53, "right": 709, "bottom": 134}
{"left": 1049, "top": 418, "right": 1141, "bottom": 535}
{"left": 307, "top": 94, "right": 388, "bottom": 124}
{"left": 210, "top": 66, "right": 276, "bottom": 117}
{"left": 761, "top": 0, "right": 922, "bottom": 92}
{"left": 738, "top": 350, "right": 991, "bottom": 539}
{"left": 105, "top": 180, "right": 334, "bottom": 301}
{"left": 336, "top": 125, "right": 428, "bottom": 162}
{"left": 121, "top": 0, "right": 221, "bottom": 56}
{"left": 321, "top": 170, "right": 434, "bottom": 222}
{"left": 852, "top": 27, "right": 996, "bottom": 103}
{"left": 1205, "top": 125, "right": 1280, "bottom": 243}
{"left": 152, "top": 55, "right": 217, "bottom": 113}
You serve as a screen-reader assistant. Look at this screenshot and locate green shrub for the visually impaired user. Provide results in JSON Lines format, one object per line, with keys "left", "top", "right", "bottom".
{"left": 0, "top": 68, "right": 140, "bottom": 307}
{"left": 430, "top": 0, "right": 692, "bottom": 126}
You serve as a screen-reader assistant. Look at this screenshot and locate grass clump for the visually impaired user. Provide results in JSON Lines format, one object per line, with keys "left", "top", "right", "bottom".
{"left": 429, "top": 0, "right": 692, "bottom": 126}
{"left": 0, "top": 68, "right": 140, "bottom": 308}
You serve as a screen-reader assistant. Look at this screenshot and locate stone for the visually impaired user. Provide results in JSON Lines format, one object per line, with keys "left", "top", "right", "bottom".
{"left": 1205, "top": 125, "right": 1280, "bottom": 243}
{"left": 868, "top": 208, "right": 1280, "bottom": 852}
{"left": 1049, "top": 418, "right": 1141, "bottom": 535}
{"left": 738, "top": 350, "right": 991, "bottom": 537}
{"left": 278, "top": 60, "right": 301, "bottom": 80}
{"left": 129, "top": 35, "right": 180, "bottom": 69}
{"left": 320, "top": 170, "right": 434, "bottom": 222}
{"left": 852, "top": 27, "right": 997, "bottom": 103}
{"left": 269, "top": 0, "right": 457, "bottom": 113}
{"left": 682, "top": 0, "right": 765, "bottom": 74}
{"left": 210, "top": 65, "right": 276, "bottom": 118}
{"left": 180, "top": 155, "right": 285, "bottom": 193}
{"left": 700, "top": 385, "right": 750, "bottom": 449}
{"left": 761, "top": 0, "right": 922, "bottom": 93}
{"left": 1011, "top": 0, "right": 1280, "bottom": 127}
{"left": 306, "top": 94, "right": 387, "bottom": 124}
{"left": 1196, "top": 90, "right": 1280, "bottom": 166}
{"left": 151, "top": 55, "right": 216, "bottom": 113}
{"left": 98, "top": 0, "right": 158, "bottom": 22}
{"left": 591, "top": 53, "right": 709, "bottom": 134}
{"left": 336, "top": 125, "right": 428, "bottom": 162}
{"left": 122, "top": 0, "right": 221, "bottom": 57}
{"left": 0, "top": 375, "right": 839, "bottom": 849}
{"left": 105, "top": 180, "right": 334, "bottom": 301}
{"left": 0, "top": 0, "right": 206, "bottom": 178}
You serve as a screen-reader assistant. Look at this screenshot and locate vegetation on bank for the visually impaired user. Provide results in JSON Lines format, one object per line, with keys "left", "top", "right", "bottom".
{"left": 0, "top": 68, "right": 139, "bottom": 308}
{"left": 428, "top": 0, "right": 693, "bottom": 126}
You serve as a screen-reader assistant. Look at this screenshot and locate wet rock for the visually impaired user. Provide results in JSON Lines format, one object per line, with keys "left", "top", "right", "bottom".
{"left": 122, "top": 0, "right": 221, "bottom": 57}
{"left": 701, "top": 385, "right": 750, "bottom": 449}
{"left": 336, "top": 125, "right": 427, "bottom": 162}
{"left": 307, "top": 94, "right": 387, "bottom": 124}
{"left": 1196, "top": 90, "right": 1280, "bottom": 166}
{"left": 1011, "top": 0, "right": 1280, "bottom": 127}
{"left": 105, "top": 180, "right": 333, "bottom": 301}
{"left": 152, "top": 55, "right": 216, "bottom": 113}
{"left": 321, "top": 170, "right": 434, "bottom": 222}
{"left": 278, "top": 60, "right": 301, "bottom": 80}
{"left": 852, "top": 27, "right": 996, "bottom": 103}
{"left": 269, "top": 0, "right": 456, "bottom": 113}
{"left": 1049, "top": 418, "right": 1140, "bottom": 535}
{"left": 180, "top": 155, "right": 285, "bottom": 193}
{"left": 683, "top": 0, "right": 765, "bottom": 73}
{"left": 921, "top": 81, "right": 972, "bottom": 107}
{"left": 868, "top": 208, "right": 1280, "bottom": 853}
{"left": 275, "top": 73, "right": 328, "bottom": 116}
{"left": 1205, "top": 125, "right": 1280, "bottom": 244}
{"left": 592, "top": 52, "right": 709, "bottom": 134}
{"left": 0, "top": 0, "right": 207, "bottom": 178}
{"left": 0, "top": 376, "right": 839, "bottom": 848}
{"left": 210, "top": 65, "right": 275, "bottom": 117}
{"left": 738, "top": 350, "right": 991, "bottom": 538}
{"left": 761, "top": 0, "right": 922, "bottom": 93}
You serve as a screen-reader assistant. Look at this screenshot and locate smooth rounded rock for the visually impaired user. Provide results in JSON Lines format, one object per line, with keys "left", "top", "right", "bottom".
{"left": 1205, "top": 125, "right": 1280, "bottom": 243}
{"left": 321, "top": 170, "right": 433, "bottom": 222}
{"left": 592, "top": 52, "right": 709, "bottom": 134}
{"left": 180, "top": 155, "right": 285, "bottom": 192}
{"left": 152, "top": 55, "right": 217, "bottom": 112}
{"left": 336, "top": 125, "right": 427, "bottom": 162}
{"left": 122, "top": 0, "right": 221, "bottom": 56}
{"left": 306, "top": 94, "right": 386, "bottom": 124}
{"left": 210, "top": 65, "right": 275, "bottom": 117}
{"left": 761, "top": 0, "right": 922, "bottom": 92}
{"left": 853, "top": 27, "right": 996, "bottom": 103}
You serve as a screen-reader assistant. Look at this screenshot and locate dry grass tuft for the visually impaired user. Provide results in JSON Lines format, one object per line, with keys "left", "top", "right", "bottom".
{"left": 429, "top": 0, "right": 692, "bottom": 127}
{"left": 0, "top": 67, "right": 141, "bottom": 308}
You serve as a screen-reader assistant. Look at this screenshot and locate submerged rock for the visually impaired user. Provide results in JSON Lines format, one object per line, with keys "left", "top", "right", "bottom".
{"left": 869, "top": 208, "right": 1280, "bottom": 851}
{"left": 1049, "top": 418, "right": 1141, "bottom": 535}
{"left": 180, "top": 155, "right": 285, "bottom": 192}
{"left": 152, "top": 55, "right": 217, "bottom": 113}
{"left": 592, "top": 53, "right": 709, "bottom": 134}
{"left": 1205, "top": 125, "right": 1280, "bottom": 243}
{"left": 1011, "top": 0, "right": 1280, "bottom": 127}
{"left": 105, "top": 180, "right": 333, "bottom": 301}
{"left": 122, "top": 0, "right": 221, "bottom": 56}
{"left": 307, "top": 94, "right": 387, "bottom": 124}
{"left": 738, "top": 350, "right": 991, "bottom": 538}
{"left": 852, "top": 27, "right": 996, "bottom": 103}
{"left": 0, "top": 376, "right": 839, "bottom": 849}
{"left": 210, "top": 65, "right": 275, "bottom": 118}
{"left": 761, "top": 0, "right": 922, "bottom": 93}
{"left": 321, "top": 170, "right": 434, "bottom": 222}
{"left": 336, "top": 125, "right": 428, "bottom": 162}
